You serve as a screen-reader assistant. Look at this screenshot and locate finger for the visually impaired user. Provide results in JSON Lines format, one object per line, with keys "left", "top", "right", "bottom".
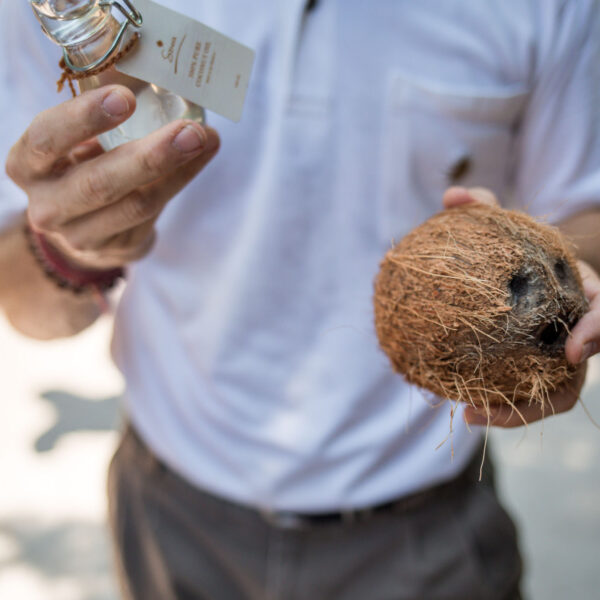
{"left": 70, "top": 139, "right": 105, "bottom": 164}
{"left": 108, "top": 147, "right": 219, "bottom": 248}
{"left": 442, "top": 186, "right": 499, "bottom": 209}
{"left": 565, "top": 261, "right": 600, "bottom": 364}
{"left": 142, "top": 138, "right": 220, "bottom": 225}
{"left": 87, "top": 227, "right": 158, "bottom": 267}
{"left": 55, "top": 122, "right": 218, "bottom": 222}
{"left": 442, "top": 186, "right": 471, "bottom": 208}
{"left": 566, "top": 299, "right": 600, "bottom": 364}
{"left": 6, "top": 86, "right": 135, "bottom": 184}
{"left": 466, "top": 187, "right": 499, "bottom": 207}
{"left": 49, "top": 140, "right": 106, "bottom": 178}
{"left": 77, "top": 143, "right": 218, "bottom": 264}
{"left": 59, "top": 143, "right": 219, "bottom": 250}
{"left": 464, "top": 398, "right": 572, "bottom": 428}
{"left": 51, "top": 226, "right": 158, "bottom": 270}
{"left": 464, "top": 366, "right": 586, "bottom": 427}
{"left": 577, "top": 260, "right": 600, "bottom": 301}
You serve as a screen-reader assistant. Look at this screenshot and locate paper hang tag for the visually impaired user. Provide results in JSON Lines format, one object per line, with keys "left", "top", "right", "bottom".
{"left": 115, "top": 0, "right": 255, "bottom": 123}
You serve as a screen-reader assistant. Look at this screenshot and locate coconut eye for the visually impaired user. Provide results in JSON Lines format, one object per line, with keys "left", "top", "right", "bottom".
{"left": 537, "top": 318, "right": 568, "bottom": 348}
{"left": 509, "top": 273, "right": 529, "bottom": 304}
{"left": 554, "top": 259, "right": 568, "bottom": 282}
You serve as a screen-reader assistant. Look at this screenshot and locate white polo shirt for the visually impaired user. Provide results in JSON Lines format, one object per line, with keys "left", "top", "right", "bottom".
{"left": 1, "top": 0, "right": 600, "bottom": 512}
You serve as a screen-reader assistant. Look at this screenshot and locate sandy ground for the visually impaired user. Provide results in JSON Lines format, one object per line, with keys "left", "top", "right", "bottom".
{"left": 0, "top": 312, "right": 599, "bottom": 600}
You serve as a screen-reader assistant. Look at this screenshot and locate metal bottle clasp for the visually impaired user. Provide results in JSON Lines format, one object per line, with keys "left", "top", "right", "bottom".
{"left": 62, "top": 0, "right": 143, "bottom": 73}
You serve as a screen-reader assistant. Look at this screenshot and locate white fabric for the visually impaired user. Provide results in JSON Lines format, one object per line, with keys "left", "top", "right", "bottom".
{"left": 1, "top": 0, "right": 600, "bottom": 511}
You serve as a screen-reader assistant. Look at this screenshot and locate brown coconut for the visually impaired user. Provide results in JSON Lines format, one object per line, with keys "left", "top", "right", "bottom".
{"left": 374, "top": 203, "right": 588, "bottom": 412}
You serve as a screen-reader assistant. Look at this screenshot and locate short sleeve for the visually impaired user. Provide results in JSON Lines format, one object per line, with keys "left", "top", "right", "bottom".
{"left": 0, "top": 0, "right": 71, "bottom": 228}
{"left": 511, "top": 0, "right": 600, "bottom": 223}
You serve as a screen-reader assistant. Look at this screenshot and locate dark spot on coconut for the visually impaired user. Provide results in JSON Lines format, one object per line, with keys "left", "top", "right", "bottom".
{"left": 538, "top": 320, "right": 567, "bottom": 348}
{"left": 554, "top": 258, "right": 568, "bottom": 281}
{"left": 536, "top": 312, "right": 578, "bottom": 353}
{"left": 509, "top": 273, "right": 529, "bottom": 304}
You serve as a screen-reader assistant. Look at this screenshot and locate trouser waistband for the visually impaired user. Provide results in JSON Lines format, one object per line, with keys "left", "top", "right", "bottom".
{"left": 122, "top": 424, "right": 489, "bottom": 530}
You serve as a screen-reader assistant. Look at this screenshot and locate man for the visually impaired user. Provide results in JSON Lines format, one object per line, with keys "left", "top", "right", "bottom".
{"left": 1, "top": 1, "right": 599, "bottom": 598}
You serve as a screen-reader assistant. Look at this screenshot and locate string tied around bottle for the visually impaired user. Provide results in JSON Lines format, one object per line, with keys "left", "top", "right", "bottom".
{"left": 57, "top": 32, "right": 140, "bottom": 97}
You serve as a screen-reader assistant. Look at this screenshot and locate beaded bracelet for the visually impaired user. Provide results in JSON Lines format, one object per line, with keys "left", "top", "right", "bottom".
{"left": 24, "top": 223, "right": 125, "bottom": 297}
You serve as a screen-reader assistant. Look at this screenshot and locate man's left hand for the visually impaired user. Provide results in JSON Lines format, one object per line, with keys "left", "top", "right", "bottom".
{"left": 442, "top": 186, "right": 600, "bottom": 428}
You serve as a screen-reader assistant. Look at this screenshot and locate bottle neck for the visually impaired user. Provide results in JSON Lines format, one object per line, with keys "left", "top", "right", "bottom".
{"left": 31, "top": 2, "right": 126, "bottom": 69}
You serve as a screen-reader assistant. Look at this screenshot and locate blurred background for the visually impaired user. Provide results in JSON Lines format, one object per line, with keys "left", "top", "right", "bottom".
{"left": 0, "top": 310, "right": 599, "bottom": 600}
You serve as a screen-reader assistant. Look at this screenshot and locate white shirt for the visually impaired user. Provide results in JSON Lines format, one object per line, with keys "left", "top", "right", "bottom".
{"left": 1, "top": 0, "right": 600, "bottom": 512}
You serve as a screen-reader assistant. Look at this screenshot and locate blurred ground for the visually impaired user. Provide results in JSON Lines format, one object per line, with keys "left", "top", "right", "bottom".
{"left": 0, "top": 314, "right": 121, "bottom": 600}
{"left": 0, "top": 312, "right": 599, "bottom": 600}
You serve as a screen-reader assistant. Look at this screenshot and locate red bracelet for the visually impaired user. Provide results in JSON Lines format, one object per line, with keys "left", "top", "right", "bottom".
{"left": 24, "top": 223, "right": 125, "bottom": 295}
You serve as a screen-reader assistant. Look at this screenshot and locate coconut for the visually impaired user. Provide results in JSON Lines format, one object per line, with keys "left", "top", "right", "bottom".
{"left": 374, "top": 203, "right": 588, "bottom": 413}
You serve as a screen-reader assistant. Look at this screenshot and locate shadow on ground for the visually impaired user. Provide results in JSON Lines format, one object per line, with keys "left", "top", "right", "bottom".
{"left": 34, "top": 390, "right": 121, "bottom": 453}
{"left": 0, "top": 517, "right": 118, "bottom": 600}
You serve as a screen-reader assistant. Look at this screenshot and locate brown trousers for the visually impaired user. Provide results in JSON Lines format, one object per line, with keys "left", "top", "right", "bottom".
{"left": 107, "top": 426, "right": 522, "bottom": 600}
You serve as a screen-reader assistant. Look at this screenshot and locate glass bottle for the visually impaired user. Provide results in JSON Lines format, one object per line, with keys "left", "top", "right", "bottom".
{"left": 30, "top": 0, "right": 205, "bottom": 151}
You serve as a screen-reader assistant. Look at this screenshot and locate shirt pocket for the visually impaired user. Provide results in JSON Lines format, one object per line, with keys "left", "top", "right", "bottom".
{"left": 378, "top": 72, "right": 529, "bottom": 243}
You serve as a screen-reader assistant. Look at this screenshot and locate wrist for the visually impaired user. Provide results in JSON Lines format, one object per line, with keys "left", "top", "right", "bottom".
{"left": 24, "top": 222, "right": 125, "bottom": 295}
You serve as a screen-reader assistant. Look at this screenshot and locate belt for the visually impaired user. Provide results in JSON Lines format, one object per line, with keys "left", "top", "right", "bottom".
{"left": 125, "top": 424, "right": 487, "bottom": 532}
{"left": 260, "top": 445, "right": 487, "bottom": 530}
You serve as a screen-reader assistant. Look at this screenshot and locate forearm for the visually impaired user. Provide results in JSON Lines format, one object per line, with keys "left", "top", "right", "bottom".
{"left": 0, "top": 213, "right": 101, "bottom": 340}
{"left": 557, "top": 206, "right": 600, "bottom": 274}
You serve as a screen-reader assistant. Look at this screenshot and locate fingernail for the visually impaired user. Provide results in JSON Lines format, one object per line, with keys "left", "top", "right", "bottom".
{"left": 102, "top": 90, "right": 130, "bottom": 117}
{"left": 580, "top": 342, "right": 598, "bottom": 363}
{"left": 173, "top": 125, "right": 206, "bottom": 153}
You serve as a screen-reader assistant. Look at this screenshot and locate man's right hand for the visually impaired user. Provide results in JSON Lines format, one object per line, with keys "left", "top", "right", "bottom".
{"left": 5, "top": 85, "right": 220, "bottom": 270}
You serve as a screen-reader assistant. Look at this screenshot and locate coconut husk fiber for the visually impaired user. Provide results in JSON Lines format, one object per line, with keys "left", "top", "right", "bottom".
{"left": 374, "top": 203, "right": 588, "bottom": 413}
